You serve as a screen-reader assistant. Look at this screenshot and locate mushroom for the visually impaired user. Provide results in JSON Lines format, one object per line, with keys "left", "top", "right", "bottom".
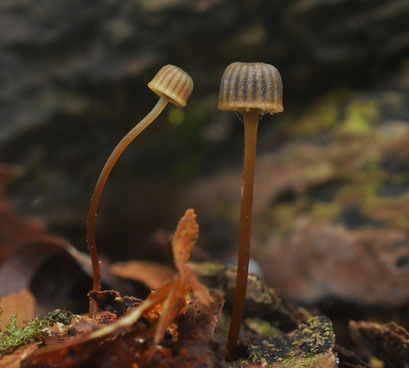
{"left": 87, "top": 65, "right": 193, "bottom": 317}
{"left": 218, "top": 62, "right": 283, "bottom": 360}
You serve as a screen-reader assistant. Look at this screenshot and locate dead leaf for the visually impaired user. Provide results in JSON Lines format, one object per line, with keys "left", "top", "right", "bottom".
{"left": 172, "top": 209, "right": 212, "bottom": 306}
{"left": 0, "top": 289, "right": 35, "bottom": 329}
{"left": 0, "top": 343, "right": 39, "bottom": 368}
{"left": 0, "top": 165, "right": 58, "bottom": 266}
{"left": 350, "top": 320, "right": 409, "bottom": 368}
{"left": 23, "top": 209, "right": 216, "bottom": 367}
{"left": 0, "top": 219, "right": 130, "bottom": 312}
{"left": 153, "top": 276, "right": 185, "bottom": 345}
{"left": 110, "top": 260, "right": 175, "bottom": 290}
{"left": 23, "top": 263, "right": 170, "bottom": 364}
{"left": 172, "top": 209, "right": 199, "bottom": 275}
{"left": 0, "top": 172, "right": 130, "bottom": 304}
{"left": 0, "top": 239, "right": 92, "bottom": 298}
{"left": 260, "top": 221, "right": 409, "bottom": 308}
{"left": 23, "top": 290, "right": 164, "bottom": 367}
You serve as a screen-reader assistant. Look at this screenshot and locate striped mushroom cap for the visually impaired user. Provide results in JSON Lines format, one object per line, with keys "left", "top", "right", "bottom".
{"left": 148, "top": 65, "right": 193, "bottom": 107}
{"left": 218, "top": 62, "right": 283, "bottom": 114}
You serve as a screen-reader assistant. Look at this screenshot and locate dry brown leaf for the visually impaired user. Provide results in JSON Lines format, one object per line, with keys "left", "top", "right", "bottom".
{"left": 0, "top": 206, "right": 128, "bottom": 302}
{"left": 110, "top": 260, "right": 175, "bottom": 290}
{"left": 0, "top": 343, "right": 40, "bottom": 368}
{"left": 172, "top": 209, "right": 212, "bottom": 306}
{"left": 0, "top": 166, "right": 128, "bottom": 301}
{"left": 0, "top": 165, "right": 62, "bottom": 267}
{"left": 260, "top": 221, "right": 409, "bottom": 308}
{"left": 23, "top": 209, "right": 215, "bottom": 367}
{"left": 350, "top": 320, "right": 409, "bottom": 368}
{"left": 24, "top": 284, "right": 170, "bottom": 367}
{"left": 0, "top": 289, "right": 35, "bottom": 329}
{"left": 172, "top": 209, "right": 199, "bottom": 276}
{"left": 153, "top": 276, "right": 186, "bottom": 345}
{"left": 0, "top": 174, "right": 96, "bottom": 299}
{"left": 0, "top": 239, "right": 92, "bottom": 297}
{"left": 24, "top": 275, "right": 180, "bottom": 366}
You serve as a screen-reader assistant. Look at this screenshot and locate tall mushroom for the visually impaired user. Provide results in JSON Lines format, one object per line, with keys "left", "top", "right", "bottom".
{"left": 218, "top": 62, "right": 283, "bottom": 360}
{"left": 87, "top": 65, "right": 193, "bottom": 318}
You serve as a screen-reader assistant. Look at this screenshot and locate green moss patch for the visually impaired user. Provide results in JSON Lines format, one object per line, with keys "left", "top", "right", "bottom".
{"left": 0, "top": 309, "right": 73, "bottom": 356}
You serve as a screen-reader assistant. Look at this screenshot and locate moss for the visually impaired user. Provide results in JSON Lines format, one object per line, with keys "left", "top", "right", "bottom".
{"left": 276, "top": 92, "right": 345, "bottom": 138}
{"left": 284, "top": 354, "right": 292, "bottom": 361}
{"left": 271, "top": 155, "right": 394, "bottom": 232}
{"left": 337, "top": 98, "right": 378, "bottom": 136}
{"left": 310, "top": 202, "right": 340, "bottom": 222}
{"left": 335, "top": 172, "right": 383, "bottom": 205}
{"left": 273, "top": 200, "right": 309, "bottom": 234}
{"left": 304, "top": 163, "right": 335, "bottom": 184}
{"left": 0, "top": 309, "right": 73, "bottom": 356}
{"left": 168, "top": 107, "right": 185, "bottom": 126}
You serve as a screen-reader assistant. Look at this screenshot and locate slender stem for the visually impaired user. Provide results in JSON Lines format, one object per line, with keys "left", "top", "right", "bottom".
{"left": 87, "top": 95, "right": 169, "bottom": 317}
{"left": 227, "top": 111, "right": 259, "bottom": 361}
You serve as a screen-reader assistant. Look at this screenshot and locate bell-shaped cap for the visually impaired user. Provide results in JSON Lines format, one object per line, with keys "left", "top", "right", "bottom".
{"left": 218, "top": 62, "right": 283, "bottom": 114}
{"left": 148, "top": 65, "right": 193, "bottom": 107}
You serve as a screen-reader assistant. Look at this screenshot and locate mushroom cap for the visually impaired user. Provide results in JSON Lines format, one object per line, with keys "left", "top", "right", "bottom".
{"left": 148, "top": 65, "right": 193, "bottom": 107}
{"left": 218, "top": 62, "right": 283, "bottom": 115}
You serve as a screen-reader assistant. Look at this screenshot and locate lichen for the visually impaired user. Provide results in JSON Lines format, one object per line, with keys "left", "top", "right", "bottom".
{"left": 245, "top": 316, "right": 336, "bottom": 367}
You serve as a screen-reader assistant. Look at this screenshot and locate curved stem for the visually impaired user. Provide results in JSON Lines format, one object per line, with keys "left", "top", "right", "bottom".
{"left": 227, "top": 111, "right": 259, "bottom": 361}
{"left": 87, "top": 95, "right": 169, "bottom": 317}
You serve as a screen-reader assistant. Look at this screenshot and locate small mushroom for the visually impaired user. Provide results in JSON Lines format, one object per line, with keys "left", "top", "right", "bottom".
{"left": 87, "top": 65, "right": 193, "bottom": 317}
{"left": 218, "top": 62, "right": 283, "bottom": 360}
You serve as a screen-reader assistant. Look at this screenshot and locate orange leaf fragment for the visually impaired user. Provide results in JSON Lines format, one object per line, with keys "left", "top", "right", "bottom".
{"left": 172, "top": 209, "right": 199, "bottom": 275}
{"left": 111, "top": 261, "right": 175, "bottom": 290}
{"left": 172, "top": 209, "right": 212, "bottom": 306}
{"left": 153, "top": 276, "right": 186, "bottom": 345}
{"left": 0, "top": 289, "right": 35, "bottom": 329}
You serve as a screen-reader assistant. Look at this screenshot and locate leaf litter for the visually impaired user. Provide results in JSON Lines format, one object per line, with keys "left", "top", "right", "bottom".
{"left": 0, "top": 173, "right": 379, "bottom": 367}
{"left": 15, "top": 209, "right": 223, "bottom": 368}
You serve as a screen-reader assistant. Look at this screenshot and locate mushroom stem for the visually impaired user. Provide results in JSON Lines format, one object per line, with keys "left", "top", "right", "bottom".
{"left": 87, "top": 95, "right": 169, "bottom": 318}
{"left": 227, "top": 111, "right": 259, "bottom": 361}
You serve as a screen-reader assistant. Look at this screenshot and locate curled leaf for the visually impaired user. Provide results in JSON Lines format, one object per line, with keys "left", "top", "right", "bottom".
{"left": 172, "top": 209, "right": 212, "bottom": 306}
{"left": 172, "top": 209, "right": 199, "bottom": 275}
{"left": 110, "top": 260, "right": 175, "bottom": 290}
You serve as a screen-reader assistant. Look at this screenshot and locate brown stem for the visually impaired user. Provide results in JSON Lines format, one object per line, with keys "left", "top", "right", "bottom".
{"left": 226, "top": 111, "right": 259, "bottom": 361}
{"left": 87, "top": 96, "right": 169, "bottom": 318}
